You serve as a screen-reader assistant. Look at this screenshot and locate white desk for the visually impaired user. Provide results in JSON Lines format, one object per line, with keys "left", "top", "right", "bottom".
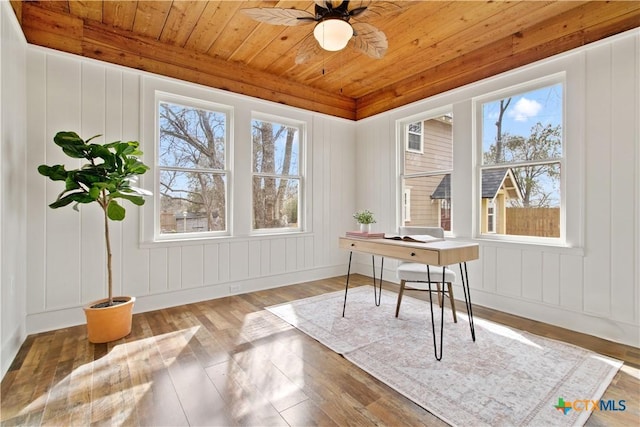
{"left": 339, "top": 236, "right": 479, "bottom": 360}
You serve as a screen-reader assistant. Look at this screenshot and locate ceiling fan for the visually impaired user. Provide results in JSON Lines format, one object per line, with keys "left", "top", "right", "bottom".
{"left": 242, "top": 1, "right": 402, "bottom": 64}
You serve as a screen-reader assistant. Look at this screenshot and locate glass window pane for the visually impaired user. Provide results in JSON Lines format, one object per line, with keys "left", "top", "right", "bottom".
{"left": 401, "top": 174, "right": 451, "bottom": 230}
{"left": 407, "top": 133, "right": 421, "bottom": 151}
{"left": 159, "top": 102, "right": 226, "bottom": 169}
{"left": 482, "top": 84, "right": 562, "bottom": 165}
{"left": 252, "top": 120, "right": 299, "bottom": 175}
{"left": 480, "top": 164, "right": 560, "bottom": 237}
{"left": 159, "top": 170, "right": 226, "bottom": 234}
{"left": 253, "top": 177, "right": 299, "bottom": 229}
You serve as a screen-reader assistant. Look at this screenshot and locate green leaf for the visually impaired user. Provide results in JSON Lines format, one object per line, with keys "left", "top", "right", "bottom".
{"left": 49, "top": 198, "right": 74, "bottom": 209}
{"left": 38, "top": 164, "right": 68, "bottom": 181}
{"left": 54, "top": 131, "right": 89, "bottom": 159}
{"left": 107, "top": 200, "right": 126, "bottom": 221}
{"left": 49, "top": 192, "right": 95, "bottom": 209}
{"left": 89, "top": 185, "right": 101, "bottom": 200}
{"left": 113, "top": 192, "right": 146, "bottom": 206}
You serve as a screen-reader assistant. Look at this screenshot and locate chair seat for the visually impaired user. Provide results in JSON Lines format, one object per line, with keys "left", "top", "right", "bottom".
{"left": 397, "top": 262, "right": 456, "bottom": 283}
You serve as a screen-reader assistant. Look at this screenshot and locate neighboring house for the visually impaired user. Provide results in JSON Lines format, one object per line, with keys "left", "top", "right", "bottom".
{"left": 430, "top": 169, "right": 523, "bottom": 233}
{"left": 480, "top": 168, "right": 523, "bottom": 234}
{"left": 403, "top": 116, "right": 453, "bottom": 228}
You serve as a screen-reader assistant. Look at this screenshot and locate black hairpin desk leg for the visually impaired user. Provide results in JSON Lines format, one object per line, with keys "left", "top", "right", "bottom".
{"left": 343, "top": 253, "right": 384, "bottom": 317}
{"left": 342, "top": 251, "right": 353, "bottom": 317}
{"left": 426, "top": 265, "right": 446, "bottom": 361}
{"left": 459, "top": 262, "right": 476, "bottom": 341}
{"left": 372, "top": 255, "right": 383, "bottom": 307}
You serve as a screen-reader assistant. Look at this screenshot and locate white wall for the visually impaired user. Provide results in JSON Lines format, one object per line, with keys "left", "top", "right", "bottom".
{"left": 0, "top": 0, "right": 28, "bottom": 378}
{"left": 355, "top": 29, "right": 639, "bottom": 347}
{"left": 25, "top": 47, "right": 357, "bottom": 334}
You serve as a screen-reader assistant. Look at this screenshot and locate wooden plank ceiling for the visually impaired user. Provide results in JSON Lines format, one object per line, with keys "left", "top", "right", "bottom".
{"left": 10, "top": 1, "right": 640, "bottom": 120}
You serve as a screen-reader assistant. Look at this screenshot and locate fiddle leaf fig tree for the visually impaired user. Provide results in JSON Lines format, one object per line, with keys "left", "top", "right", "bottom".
{"left": 38, "top": 131, "right": 152, "bottom": 306}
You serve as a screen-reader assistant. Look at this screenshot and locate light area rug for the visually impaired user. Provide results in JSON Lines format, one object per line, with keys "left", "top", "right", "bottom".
{"left": 266, "top": 286, "right": 622, "bottom": 427}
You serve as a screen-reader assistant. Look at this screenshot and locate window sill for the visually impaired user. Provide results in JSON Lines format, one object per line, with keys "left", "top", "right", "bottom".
{"left": 140, "top": 230, "right": 313, "bottom": 249}
{"left": 460, "top": 236, "right": 584, "bottom": 256}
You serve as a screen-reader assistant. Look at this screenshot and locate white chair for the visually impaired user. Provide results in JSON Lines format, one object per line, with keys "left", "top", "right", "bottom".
{"left": 395, "top": 226, "right": 457, "bottom": 322}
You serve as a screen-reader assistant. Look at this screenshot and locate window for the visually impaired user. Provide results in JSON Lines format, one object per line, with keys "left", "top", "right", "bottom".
{"left": 157, "top": 96, "right": 230, "bottom": 237}
{"left": 403, "top": 189, "right": 412, "bottom": 222}
{"left": 400, "top": 112, "right": 453, "bottom": 230}
{"left": 478, "top": 81, "right": 563, "bottom": 239}
{"left": 406, "top": 121, "right": 423, "bottom": 153}
{"left": 251, "top": 115, "right": 303, "bottom": 231}
{"left": 487, "top": 200, "right": 496, "bottom": 233}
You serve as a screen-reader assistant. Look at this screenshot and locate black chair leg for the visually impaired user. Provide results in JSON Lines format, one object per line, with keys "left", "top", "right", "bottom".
{"left": 395, "top": 280, "right": 406, "bottom": 317}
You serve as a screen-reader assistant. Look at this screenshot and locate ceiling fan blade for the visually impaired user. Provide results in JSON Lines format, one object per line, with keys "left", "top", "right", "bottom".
{"left": 242, "top": 8, "right": 315, "bottom": 26}
{"left": 351, "top": 22, "right": 388, "bottom": 59}
{"left": 355, "top": 1, "right": 404, "bottom": 19}
{"left": 295, "top": 33, "right": 324, "bottom": 64}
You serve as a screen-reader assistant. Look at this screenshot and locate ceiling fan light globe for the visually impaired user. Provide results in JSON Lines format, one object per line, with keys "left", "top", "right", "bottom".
{"left": 313, "top": 19, "right": 353, "bottom": 51}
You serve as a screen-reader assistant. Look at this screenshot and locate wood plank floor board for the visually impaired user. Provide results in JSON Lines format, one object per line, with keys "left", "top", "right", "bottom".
{"left": 204, "top": 359, "right": 289, "bottom": 427}
{"left": 279, "top": 398, "right": 340, "bottom": 427}
{"left": 1, "top": 275, "right": 638, "bottom": 426}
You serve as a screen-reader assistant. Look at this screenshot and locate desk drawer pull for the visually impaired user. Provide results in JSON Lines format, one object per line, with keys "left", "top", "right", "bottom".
{"left": 351, "top": 243, "right": 355, "bottom": 247}
{"left": 410, "top": 252, "right": 416, "bottom": 257}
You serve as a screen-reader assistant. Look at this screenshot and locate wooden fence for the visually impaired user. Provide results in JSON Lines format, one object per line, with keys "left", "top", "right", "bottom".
{"left": 505, "top": 207, "right": 560, "bottom": 237}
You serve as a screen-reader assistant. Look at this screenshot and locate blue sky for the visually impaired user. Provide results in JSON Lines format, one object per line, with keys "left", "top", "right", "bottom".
{"left": 482, "top": 83, "right": 563, "bottom": 152}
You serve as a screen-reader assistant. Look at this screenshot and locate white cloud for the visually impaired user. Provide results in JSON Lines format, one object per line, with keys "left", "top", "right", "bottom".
{"left": 508, "top": 97, "right": 542, "bottom": 122}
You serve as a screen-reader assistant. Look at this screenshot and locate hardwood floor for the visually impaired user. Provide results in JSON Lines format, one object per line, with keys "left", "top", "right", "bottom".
{"left": 2, "top": 275, "right": 638, "bottom": 426}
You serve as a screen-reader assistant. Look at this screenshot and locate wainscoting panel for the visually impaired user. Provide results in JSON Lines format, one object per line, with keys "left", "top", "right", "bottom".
{"left": 229, "top": 240, "right": 249, "bottom": 282}
{"left": 521, "top": 250, "right": 543, "bottom": 301}
{"left": 583, "top": 42, "right": 613, "bottom": 318}
{"left": 609, "top": 34, "right": 638, "bottom": 325}
{"left": 481, "top": 246, "right": 497, "bottom": 293}
{"left": 181, "top": 245, "right": 204, "bottom": 289}
{"left": 148, "top": 247, "right": 168, "bottom": 294}
{"left": 44, "top": 54, "right": 82, "bottom": 310}
{"left": 541, "top": 252, "right": 560, "bottom": 306}
{"left": 559, "top": 253, "right": 583, "bottom": 312}
{"left": 167, "top": 246, "right": 182, "bottom": 291}
{"left": 203, "top": 243, "right": 220, "bottom": 285}
{"left": 496, "top": 247, "right": 521, "bottom": 297}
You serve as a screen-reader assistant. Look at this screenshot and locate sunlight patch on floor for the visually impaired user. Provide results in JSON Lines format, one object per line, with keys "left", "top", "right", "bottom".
{"left": 474, "top": 317, "right": 543, "bottom": 349}
{"left": 17, "top": 327, "right": 199, "bottom": 422}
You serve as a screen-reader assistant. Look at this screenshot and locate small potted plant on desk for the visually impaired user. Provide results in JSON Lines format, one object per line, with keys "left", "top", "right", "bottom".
{"left": 38, "top": 131, "right": 151, "bottom": 343}
{"left": 353, "top": 209, "right": 376, "bottom": 233}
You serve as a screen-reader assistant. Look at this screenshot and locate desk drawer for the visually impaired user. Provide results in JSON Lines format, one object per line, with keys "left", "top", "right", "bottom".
{"left": 339, "top": 237, "right": 440, "bottom": 264}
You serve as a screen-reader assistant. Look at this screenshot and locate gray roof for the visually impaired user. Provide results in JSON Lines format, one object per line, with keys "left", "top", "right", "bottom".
{"left": 482, "top": 168, "right": 511, "bottom": 199}
{"left": 430, "top": 174, "right": 451, "bottom": 199}
{"left": 430, "top": 168, "right": 521, "bottom": 200}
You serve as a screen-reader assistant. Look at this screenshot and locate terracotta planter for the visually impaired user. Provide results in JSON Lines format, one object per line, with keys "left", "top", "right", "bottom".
{"left": 83, "top": 296, "right": 135, "bottom": 343}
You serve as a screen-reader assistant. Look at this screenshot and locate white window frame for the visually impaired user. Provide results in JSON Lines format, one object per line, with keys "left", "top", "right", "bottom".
{"left": 474, "top": 75, "right": 565, "bottom": 244}
{"left": 250, "top": 112, "right": 306, "bottom": 235}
